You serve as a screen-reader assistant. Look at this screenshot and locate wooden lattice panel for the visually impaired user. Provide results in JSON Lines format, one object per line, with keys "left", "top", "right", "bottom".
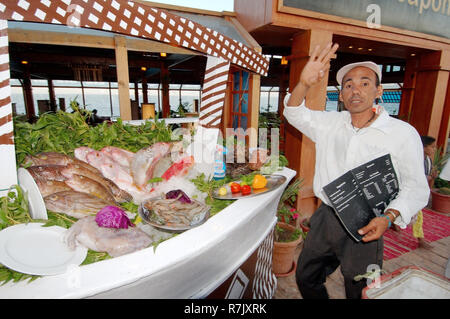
{"left": 0, "top": 0, "right": 269, "bottom": 76}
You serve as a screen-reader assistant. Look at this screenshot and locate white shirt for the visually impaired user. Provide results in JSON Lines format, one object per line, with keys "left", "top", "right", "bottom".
{"left": 283, "top": 94, "right": 430, "bottom": 228}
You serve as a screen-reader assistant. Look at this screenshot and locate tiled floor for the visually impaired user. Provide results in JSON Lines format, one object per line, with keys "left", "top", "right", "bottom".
{"left": 273, "top": 236, "right": 450, "bottom": 299}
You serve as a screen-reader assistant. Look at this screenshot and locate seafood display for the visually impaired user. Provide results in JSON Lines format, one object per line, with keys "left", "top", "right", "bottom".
{"left": 139, "top": 191, "right": 210, "bottom": 231}
{"left": 65, "top": 216, "right": 152, "bottom": 257}
{"left": 25, "top": 143, "right": 197, "bottom": 207}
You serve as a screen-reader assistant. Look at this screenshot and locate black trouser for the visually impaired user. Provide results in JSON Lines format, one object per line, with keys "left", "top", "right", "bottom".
{"left": 295, "top": 204, "right": 384, "bottom": 299}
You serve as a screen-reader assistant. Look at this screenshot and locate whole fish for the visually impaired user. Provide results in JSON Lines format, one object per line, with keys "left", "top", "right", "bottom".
{"left": 87, "top": 150, "right": 130, "bottom": 174}
{"left": 131, "top": 142, "right": 172, "bottom": 187}
{"left": 74, "top": 146, "right": 96, "bottom": 163}
{"left": 61, "top": 163, "right": 132, "bottom": 203}
{"left": 27, "top": 165, "right": 67, "bottom": 182}
{"left": 24, "top": 151, "right": 101, "bottom": 175}
{"left": 98, "top": 162, "right": 152, "bottom": 204}
{"left": 71, "top": 158, "right": 104, "bottom": 175}
{"left": 65, "top": 216, "right": 152, "bottom": 257}
{"left": 64, "top": 174, "right": 117, "bottom": 204}
{"left": 44, "top": 191, "right": 112, "bottom": 219}
{"left": 161, "top": 155, "right": 194, "bottom": 181}
{"left": 24, "top": 152, "right": 72, "bottom": 166}
{"left": 35, "top": 179, "right": 72, "bottom": 197}
{"left": 101, "top": 146, "right": 134, "bottom": 168}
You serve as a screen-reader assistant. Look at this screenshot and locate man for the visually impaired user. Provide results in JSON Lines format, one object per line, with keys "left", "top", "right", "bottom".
{"left": 283, "top": 43, "right": 429, "bottom": 299}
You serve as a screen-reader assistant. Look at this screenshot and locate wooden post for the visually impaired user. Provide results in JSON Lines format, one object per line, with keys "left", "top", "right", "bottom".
{"left": 22, "top": 66, "right": 35, "bottom": 120}
{"left": 398, "top": 56, "right": 419, "bottom": 122}
{"left": 438, "top": 74, "right": 450, "bottom": 154}
{"left": 134, "top": 81, "right": 139, "bottom": 103}
{"left": 114, "top": 36, "right": 132, "bottom": 121}
{"left": 278, "top": 65, "right": 289, "bottom": 153}
{"left": 142, "top": 76, "right": 148, "bottom": 104}
{"left": 80, "top": 81, "right": 86, "bottom": 108}
{"left": 409, "top": 50, "right": 450, "bottom": 145}
{"left": 249, "top": 73, "right": 260, "bottom": 150}
{"left": 193, "top": 99, "right": 199, "bottom": 113}
{"left": 47, "top": 79, "right": 57, "bottom": 112}
{"left": 161, "top": 62, "right": 170, "bottom": 118}
{"left": 108, "top": 81, "right": 113, "bottom": 117}
{"left": 285, "top": 29, "right": 333, "bottom": 216}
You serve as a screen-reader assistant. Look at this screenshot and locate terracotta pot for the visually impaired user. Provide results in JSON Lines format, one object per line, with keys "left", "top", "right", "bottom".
{"left": 431, "top": 188, "right": 450, "bottom": 214}
{"left": 272, "top": 222, "right": 303, "bottom": 276}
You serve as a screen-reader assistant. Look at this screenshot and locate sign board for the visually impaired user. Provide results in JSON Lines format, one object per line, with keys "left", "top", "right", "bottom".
{"left": 282, "top": 0, "right": 450, "bottom": 39}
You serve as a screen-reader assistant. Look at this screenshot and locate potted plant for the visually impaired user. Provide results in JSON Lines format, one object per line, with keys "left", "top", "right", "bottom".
{"left": 272, "top": 178, "right": 306, "bottom": 277}
{"left": 430, "top": 148, "right": 450, "bottom": 214}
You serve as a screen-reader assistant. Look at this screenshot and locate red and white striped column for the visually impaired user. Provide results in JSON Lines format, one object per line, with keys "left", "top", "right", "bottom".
{"left": 199, "top": 56, "right": 230, "bottom": 129}
{"left": 0, "top": 20, "right": 17, "bottom": 196}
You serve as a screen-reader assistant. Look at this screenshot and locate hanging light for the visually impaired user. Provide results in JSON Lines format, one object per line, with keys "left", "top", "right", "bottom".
{"left": 160, "top": 52, "right": 167, "bottom": 57}
{"left": 21, "top": 60, "right": 28, "bottom": 65}
{"left": 141, "top": 66, "right": 147, "bottom": 71}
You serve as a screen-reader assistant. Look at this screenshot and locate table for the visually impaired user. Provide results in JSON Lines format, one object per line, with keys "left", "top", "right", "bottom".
{"left": 0, "top": 168, "right": 296, "bottom": 298}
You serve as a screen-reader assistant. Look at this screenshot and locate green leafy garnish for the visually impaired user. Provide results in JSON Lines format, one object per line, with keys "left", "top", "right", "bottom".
{"left": 148, "top": 177, "right": 163, "bottom": 184}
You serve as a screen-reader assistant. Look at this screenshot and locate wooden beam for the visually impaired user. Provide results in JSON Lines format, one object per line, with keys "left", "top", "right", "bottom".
{"left": 114, "top": 36, "right": 132, "bottom": 121}
{"left": 8, "top": 29, "right": 196, "bottom": 55}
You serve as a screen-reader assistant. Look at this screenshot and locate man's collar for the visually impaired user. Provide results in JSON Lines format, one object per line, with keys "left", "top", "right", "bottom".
{"left": 370, "top": 107, "right": 394, "bottom": 134}
{"left": 343, "top": 106, "right": 393, "bottom": 134}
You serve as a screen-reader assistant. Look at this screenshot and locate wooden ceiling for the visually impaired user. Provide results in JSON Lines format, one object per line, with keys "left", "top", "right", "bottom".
{"left": 249, "top": 24, "right": 434, "bottom": 87}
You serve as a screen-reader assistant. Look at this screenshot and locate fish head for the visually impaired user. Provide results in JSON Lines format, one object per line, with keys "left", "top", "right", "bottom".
{"left": 74, "top": 147, "right": 95, "bottom": 162}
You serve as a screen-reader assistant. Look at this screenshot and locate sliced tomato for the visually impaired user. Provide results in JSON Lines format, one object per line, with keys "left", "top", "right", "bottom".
{"left": 241, "top": 185, "right": 251, "bottom": 195}
{"left": 230, "top": 182, "right": 241, "bottom": 194}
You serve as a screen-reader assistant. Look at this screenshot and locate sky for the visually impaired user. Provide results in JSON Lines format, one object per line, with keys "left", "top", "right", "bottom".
{"left": 144, "top": 0, "right": 234, "bottom": 12}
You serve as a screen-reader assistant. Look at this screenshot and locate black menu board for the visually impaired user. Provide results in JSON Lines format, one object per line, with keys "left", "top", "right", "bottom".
{"left": 323, "top": 154, "right": 399, "bottom": 242}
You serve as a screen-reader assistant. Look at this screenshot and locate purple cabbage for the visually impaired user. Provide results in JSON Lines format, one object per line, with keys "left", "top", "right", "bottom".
{"left": 95, "top": 206, "right": 134, "bottom": 229}
{"left": 165, "top": 189, "right": 192, "bottom": 204}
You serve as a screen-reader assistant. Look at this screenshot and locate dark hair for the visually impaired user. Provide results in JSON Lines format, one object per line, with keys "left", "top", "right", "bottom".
{"left": 420, "top": 135, "right": 435, "bottom": 147}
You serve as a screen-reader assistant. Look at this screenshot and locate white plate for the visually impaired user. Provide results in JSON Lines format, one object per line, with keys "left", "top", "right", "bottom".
{"left": 0, "top": 223, "right": 87, "bottom": 276}
{"left": 17, "top": 167, "right": 48, "bottom": 220}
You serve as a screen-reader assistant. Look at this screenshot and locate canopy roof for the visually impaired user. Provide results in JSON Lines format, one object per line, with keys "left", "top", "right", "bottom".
{"left": 0, "top": 0, "right": 269, "bottom": 76}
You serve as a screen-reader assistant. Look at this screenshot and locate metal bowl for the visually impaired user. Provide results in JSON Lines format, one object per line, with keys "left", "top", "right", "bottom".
{"left": 138, "top": 197, "right": 210, "bottom": 232}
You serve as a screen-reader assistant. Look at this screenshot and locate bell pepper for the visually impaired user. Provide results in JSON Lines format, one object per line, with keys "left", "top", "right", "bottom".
{"left": 252, "top": 174, "right": 268, "bottom": 189}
